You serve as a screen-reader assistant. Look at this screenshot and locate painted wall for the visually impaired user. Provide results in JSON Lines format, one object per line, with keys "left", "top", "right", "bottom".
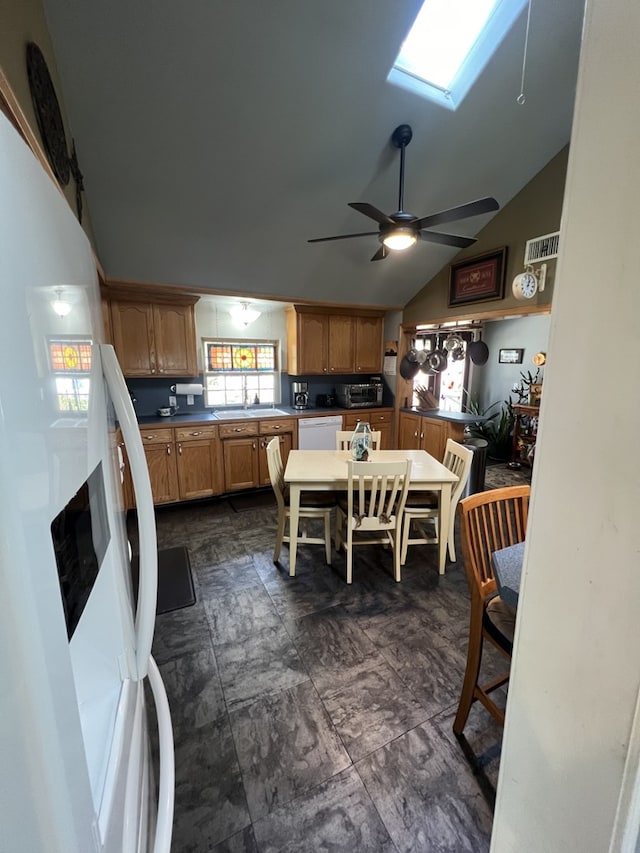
{"left": 470, "top": 314, "right": 550, "bottom": 411}
{"left": 491, "top": 1, "right": 640, "bottom": 849}
{"left": 0, "top": 0, "right": 95, "bottom": 245}
{"left": 403, "top": 147, "right": 568, "bottom": 326}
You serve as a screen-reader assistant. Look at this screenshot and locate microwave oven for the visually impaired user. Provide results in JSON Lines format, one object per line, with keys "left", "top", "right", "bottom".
{"left": 336, "top": 381, "right": 383, "bottom": 409}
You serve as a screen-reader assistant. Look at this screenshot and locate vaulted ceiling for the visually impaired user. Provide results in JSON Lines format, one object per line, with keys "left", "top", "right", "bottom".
{"left": 42, "top": 0, "right": 585, "bottom": 308}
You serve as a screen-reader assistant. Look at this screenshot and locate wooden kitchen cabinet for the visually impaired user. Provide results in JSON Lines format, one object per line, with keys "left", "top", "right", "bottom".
{"left": 152, "top": 302, "right": 198, "bottom": 376}
{"left": 108, "top": 290, "right": 198, "bottom": 378}
{"left": 286, "top": 306, "right": 384, "bottom": 375}
{"left": 343, "top": 409, "right": 394, "bottom": 449}
{"left": 258, "top": 417, "right": 295, "bottom": 485}
{"left": 398, "top": 411, "right": 466, "bottom": 460}
{"left": 398, "top": 412, "right": 421, "bottom": 450}
{"left": 354, "top": 315, "right": 384, "bottom": 373}
{"left": 175, "top": 424, "right": 223, "bottom": 500}
{"left": 219, "top": 421, "right": 260, "bottom": 491}
{"left": 140, "top": 428, "right": 179, "bottom": 504}
{"left": 328, "top": 314, "right": 355, "bottom": 373}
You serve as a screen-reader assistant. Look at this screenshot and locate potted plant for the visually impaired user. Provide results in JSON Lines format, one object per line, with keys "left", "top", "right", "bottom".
{"left": 464, "top": 396, "right": 515, "bottom": 462}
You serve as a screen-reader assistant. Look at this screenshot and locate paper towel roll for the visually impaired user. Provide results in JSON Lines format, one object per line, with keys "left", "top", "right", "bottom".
{"left": 175, "top": 383, "right": 203, "bottom": 396}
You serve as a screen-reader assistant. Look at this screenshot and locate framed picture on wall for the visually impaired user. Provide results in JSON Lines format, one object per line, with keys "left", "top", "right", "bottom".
{"left": 448, "top": 247, "right": 507, "bottom": 307}
{"left": 498, "top": 348, "right": 524, "bottom": 364}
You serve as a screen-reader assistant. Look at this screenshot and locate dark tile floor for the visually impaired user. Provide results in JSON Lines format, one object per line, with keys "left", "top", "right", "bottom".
{"left": 135, "top": 485, "right": 511, "bottom": 853}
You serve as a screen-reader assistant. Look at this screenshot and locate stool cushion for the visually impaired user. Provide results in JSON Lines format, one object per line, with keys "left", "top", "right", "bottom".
{"left": 404, "top": 490, "right": 438, "bottom": 509}
{"left": 484, "top": 595, "right": 516, "bottom": 653}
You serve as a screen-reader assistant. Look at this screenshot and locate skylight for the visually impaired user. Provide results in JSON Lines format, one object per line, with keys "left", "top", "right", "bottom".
{"left": 389, "top": 0, "right": 527, "bottom": 110}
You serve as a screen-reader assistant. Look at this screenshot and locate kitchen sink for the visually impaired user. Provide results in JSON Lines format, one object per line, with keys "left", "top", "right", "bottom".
{"left": 213, "top": 410, "right": 256, "bottom": 419}
{"left": 212, "top": 408, "right": 290, "bottom": 419}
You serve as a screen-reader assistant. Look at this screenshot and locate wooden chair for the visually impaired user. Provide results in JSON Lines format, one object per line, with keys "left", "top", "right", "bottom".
{"left": 335, "top": 430, "right": 382, "bottom": 451}
{"left": 265, "top": 438, "right": 335, "bottom": 565}
{"left": 453, "top": 485, "right": 530, "bottom": 735}
{"left": 335, "top": 459, "right": 411, "bottom": 584}
{"left": 400, "top": 439, "right": 474, "bottom": 565}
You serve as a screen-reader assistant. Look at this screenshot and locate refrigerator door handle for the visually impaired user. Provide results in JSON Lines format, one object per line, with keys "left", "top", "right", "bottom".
{"left": 100, "top": 344, "right": 157, "bottom": 680}
{"left": 148, "top": 656, "right": 175, "bottom": 853}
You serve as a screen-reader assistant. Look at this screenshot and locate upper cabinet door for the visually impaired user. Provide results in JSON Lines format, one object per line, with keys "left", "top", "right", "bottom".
{"left": 297, "top": 312, "right": 329, "bottom": 374}
{"left": 355, "top": 315, "right": 384, "bottom": 373}
{"left": 153, "top": 303, "right": 198, "bottom": 376}
{"left": 328, "top": 314, "right": 355, "bottom": 373}
{"left": 111, "top": 301, "right": 156, "bottom": 376}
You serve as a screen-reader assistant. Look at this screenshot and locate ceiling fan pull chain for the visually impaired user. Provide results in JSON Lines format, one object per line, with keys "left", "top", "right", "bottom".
{"left": 517, "top": 0, "right": 533, "bottom": 105}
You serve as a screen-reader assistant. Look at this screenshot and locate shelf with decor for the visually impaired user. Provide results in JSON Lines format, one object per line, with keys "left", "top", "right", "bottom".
{"left": 510, "top": 404, "right": 540, "bottom": 467}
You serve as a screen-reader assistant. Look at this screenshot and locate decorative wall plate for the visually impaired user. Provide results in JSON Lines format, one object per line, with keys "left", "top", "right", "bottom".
{"left": 26, "top": 42, "right": 70, "bottom": 186}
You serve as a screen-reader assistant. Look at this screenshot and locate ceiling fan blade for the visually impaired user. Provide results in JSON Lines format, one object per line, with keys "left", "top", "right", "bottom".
{"left": 414, "top": 197, "right": 499, "bottom": 230}
{"left": 308, "top": 230, "right": 379, "bottom": 243}
{"left": 419, "top": 230, "right": 477, "bottom": 249}
{"left": 348, "top": 202, "right": 395, "bottom": 226}
{"left": 370, "top": 245, "right": 388, "bottom": 262}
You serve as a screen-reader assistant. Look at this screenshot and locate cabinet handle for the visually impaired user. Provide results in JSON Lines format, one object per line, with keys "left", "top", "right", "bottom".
{"left": 178, "top": 443, "right": 182, "bottom": 455}
{"left": 252, "top": 442, "right": 256, "bottom": 450}
{"left": 144, "top": 435, "right": 155, "bottom": 440}
{"left": 414, "top": 431, "right": 418, "bottom": 438}
{"left": 166, "top": 444, "right": 171, "bottom": 455}
{"left": 190, "top": 431, "right": 201, "bottom": 436}
{"left": 151, "top": 368, "right": 156, "bottom": 374}
{"left": 273, "top": 425, "right": 281, "bottom": 430}
{"left": 233, "top": 427, "right": 245, "bottom": 433}
{"left": 420, "top": 432, "right": 424, "bottom": 439}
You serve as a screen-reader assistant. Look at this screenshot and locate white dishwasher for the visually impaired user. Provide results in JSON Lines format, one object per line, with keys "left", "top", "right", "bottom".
{"left": 298, "top": 415, "right": 343, "bottom": 450}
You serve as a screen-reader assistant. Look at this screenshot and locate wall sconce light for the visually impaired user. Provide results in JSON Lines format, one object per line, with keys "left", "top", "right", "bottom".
{"left": 229, "top": 301, "right": 261, "bottom": 327}
{"left": 52, "top": 288, "right": 71, "bottom": 317}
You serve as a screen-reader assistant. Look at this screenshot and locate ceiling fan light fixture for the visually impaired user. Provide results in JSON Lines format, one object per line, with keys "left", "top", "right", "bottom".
{"left": 382, "top": 229, "right": 417, "bottom": 251}
{"left": 230, "top": 301, "right": 261, "bottom": 327}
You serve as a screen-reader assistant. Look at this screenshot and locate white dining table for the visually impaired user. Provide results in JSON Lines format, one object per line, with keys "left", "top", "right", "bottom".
{"left": 284, "top": 449, "right": 458, "bottom": 577}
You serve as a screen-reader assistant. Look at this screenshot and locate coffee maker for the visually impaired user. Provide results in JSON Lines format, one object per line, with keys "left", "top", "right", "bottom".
{"left": 291, "top": 381, "right": 309, "bottom": 410}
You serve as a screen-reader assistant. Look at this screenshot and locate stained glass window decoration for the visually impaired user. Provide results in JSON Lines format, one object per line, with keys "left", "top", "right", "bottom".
{"left": 50, "top": 341, "right": 92, "bottom": 372}
{"left": 206, "top": 343, "right": 275, "bottom": 372}
{"left": 48, "top": 339, "right": 92, "bottom": 412}
{"left": 203, "top": 340, "right": 279, "bottom": 407}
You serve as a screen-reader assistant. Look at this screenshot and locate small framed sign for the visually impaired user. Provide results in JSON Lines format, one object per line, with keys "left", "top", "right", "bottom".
{"left": 448, "top": 247, "right": 507, "bottom": 307}
{"left": 498, "top": 348, "right": 524, "bottom": 364}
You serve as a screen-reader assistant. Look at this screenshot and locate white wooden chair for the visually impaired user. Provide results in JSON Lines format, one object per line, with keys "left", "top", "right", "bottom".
{"left": 266, "top": 437, "right": 335, "bottom": 565}
{"left": 335, "top": 459, "right": 411, "bottom": 584}
{"left": 400, "top": 439, "right": 474, "bottom": 565}
{"left": 335, "top": 429, "right": 382, "bottom": 450}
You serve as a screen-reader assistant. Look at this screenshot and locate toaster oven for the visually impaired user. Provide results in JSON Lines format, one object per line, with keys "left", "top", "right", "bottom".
{"left": 336, "top": 381, "right": 383, "bottom": 409}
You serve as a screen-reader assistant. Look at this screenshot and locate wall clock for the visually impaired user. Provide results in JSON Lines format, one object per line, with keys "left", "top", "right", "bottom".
{"left": 512, "top": 270, "right": 538, "bottom": 300}
{"left": 26, "top": 41, "right": 84, "bottom": 221}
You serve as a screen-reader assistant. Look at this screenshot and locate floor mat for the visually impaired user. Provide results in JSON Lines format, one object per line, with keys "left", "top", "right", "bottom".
{"left": 131, "top": 546, "right": 196, "bottom": 614}
{"left": 228, "top": 490, "right": 276, "bottom": 512}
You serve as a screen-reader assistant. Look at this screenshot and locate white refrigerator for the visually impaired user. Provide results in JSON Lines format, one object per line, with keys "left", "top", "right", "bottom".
{"left": 0, "top": 114, "right": 174, "bottom": 851}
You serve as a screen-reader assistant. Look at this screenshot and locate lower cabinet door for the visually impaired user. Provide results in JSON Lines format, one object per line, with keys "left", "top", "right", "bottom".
{"left": 144, "top": 443, "right": 179, "bottom": 504}
{"left": 378, "top": 424, "right": 393, "bottom": 450}
{"left": 176, "top": 439, "right": 223, "bottom": 500}
{"left": 259, "top": 433, "right": 293, "bottom": 486}
{"left": 223, "top": 437, "right": 260, "bottom": 491}
{"left": 421, "top": 419, "right": 447, "bottom": 460}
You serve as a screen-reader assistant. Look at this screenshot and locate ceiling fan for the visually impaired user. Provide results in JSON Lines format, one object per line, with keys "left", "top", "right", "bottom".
{"left": 308, "top": 124, "right": 500, "bottom": 262}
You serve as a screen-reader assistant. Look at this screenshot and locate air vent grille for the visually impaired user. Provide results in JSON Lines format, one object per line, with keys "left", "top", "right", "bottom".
{"left": 524, "top": 231, "right": 560, "bottom": 264}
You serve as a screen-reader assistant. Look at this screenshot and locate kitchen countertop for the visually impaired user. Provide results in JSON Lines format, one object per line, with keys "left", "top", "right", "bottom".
{"left": 136, "top": 405, "right": 393, "bottom": 427}
{"left": 400, "top": 407, "right": 486, "bottom": 424}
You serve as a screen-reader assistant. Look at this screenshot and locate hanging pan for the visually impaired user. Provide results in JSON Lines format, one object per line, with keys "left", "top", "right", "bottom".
{"left": 427, "top": 349, "right": 448, "bottom": 373}
{"left": 467, "top": 332, "right": 489, "bottom": 366}
{"left": 399, "top": 354, "right": 420, "bottom": 380}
